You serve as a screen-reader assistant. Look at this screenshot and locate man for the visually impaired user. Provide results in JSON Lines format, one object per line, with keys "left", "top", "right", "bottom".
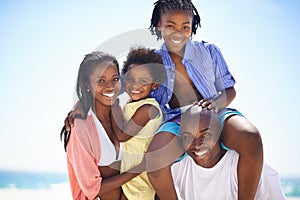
{"left": 171, "top": 106, "right": 286, "bottom": 200}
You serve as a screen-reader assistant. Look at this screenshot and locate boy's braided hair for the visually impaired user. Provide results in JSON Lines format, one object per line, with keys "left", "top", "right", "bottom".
{"left": 149, "top": 0, "right": 201, "bottom": 40}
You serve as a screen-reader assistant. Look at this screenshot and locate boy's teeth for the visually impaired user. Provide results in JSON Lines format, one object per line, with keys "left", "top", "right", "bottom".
{"left": 171, "top": 39, "right": 182, "bottom": 44}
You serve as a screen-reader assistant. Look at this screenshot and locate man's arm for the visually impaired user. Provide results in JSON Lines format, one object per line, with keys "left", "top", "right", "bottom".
{"left": 64, "top": 100, "right": 86, "bottom": 132}
{"left": 146, "top": 131, "right": 184, "bottom": 200}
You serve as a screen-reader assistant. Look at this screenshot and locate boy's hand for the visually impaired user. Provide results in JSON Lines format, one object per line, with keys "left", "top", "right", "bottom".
{"left": 196, "top": 98, "right": 219, "bottom": 113}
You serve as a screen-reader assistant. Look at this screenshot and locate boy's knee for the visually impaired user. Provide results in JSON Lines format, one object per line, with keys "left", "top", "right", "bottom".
{"left": 243, "top": 128, "right": 263, "bottom": 157}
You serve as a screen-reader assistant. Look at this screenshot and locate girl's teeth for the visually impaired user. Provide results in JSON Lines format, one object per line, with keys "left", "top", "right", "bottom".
{"left": 132, "top": 90, "right": 141, "bottom": 94}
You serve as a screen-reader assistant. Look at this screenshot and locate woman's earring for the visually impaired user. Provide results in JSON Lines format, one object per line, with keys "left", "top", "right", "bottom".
{"left": 87, "top": 88, "right": 90, "bottom": 92}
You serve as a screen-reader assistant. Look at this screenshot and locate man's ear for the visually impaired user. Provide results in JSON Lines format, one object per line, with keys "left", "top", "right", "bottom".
{"left": 152, "top": 83, "right": 159, "bottom": 90}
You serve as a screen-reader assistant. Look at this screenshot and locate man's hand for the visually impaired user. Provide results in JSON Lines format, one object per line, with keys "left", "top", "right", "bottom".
{"left": 64, "top": 101, "right": 86, "bottom": 132}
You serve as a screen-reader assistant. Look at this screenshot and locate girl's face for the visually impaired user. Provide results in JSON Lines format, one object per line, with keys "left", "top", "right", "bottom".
{"left": 88, "top": 61, "right": 121, "bottom": 107}
{"left": 124, "top": 64, "right": 158, "bottom": 102}
{"left": 158, "top": 10, "right": 193, "bottom": 54}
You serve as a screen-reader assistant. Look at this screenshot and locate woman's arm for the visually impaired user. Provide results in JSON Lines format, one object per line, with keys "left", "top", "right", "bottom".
{"left": 97, "top": 161, "right": 145, "bottom": 197}
{"left": 68, "top": 119, "right": 145, "bottom": 199}
{"left": 111, "top": 103, "right": 159, "bottom": 142}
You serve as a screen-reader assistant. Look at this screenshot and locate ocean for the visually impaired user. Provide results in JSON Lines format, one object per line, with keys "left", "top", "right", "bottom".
{"left": 0, "top": 170, "right": 299, "bottom": 199}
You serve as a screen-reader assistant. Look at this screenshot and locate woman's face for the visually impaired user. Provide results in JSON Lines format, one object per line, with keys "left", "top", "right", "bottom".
{"left": 88, "top": 61, "right": 121, "bottom": 107}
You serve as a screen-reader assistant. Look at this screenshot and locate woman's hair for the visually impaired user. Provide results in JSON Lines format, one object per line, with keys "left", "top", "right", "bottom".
{"left": 149, "top": 0, "right": 201, "bottom": 40}
{"left": 122, "top": 47, "right": 166, "bottom": 84}
{"left": 60, "top": 51, "right": 119, "bottom": 151}
{"left": 76, "top": 52, "right": 119, "bottom": 113}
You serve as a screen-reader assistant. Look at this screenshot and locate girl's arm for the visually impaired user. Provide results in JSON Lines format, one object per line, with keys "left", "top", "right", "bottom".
{"left": 111, "top": 103, "right": 159, "bottom": 142}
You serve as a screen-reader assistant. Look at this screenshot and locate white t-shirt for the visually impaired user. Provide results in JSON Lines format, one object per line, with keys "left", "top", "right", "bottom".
{"left": 171, "top": 150, "right": 286, "bottom": 200}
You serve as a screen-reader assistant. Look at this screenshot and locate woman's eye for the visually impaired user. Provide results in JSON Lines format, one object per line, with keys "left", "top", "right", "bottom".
{"left": 113, "top": 77, "right": 120, "bottom": 82}
{"left": 96, "top": 79, "right": 105, "bottom": 84}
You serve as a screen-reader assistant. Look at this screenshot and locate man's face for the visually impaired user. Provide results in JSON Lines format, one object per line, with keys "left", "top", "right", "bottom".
{"left": 181, "top": 109, "right": 221, "bottom": 164}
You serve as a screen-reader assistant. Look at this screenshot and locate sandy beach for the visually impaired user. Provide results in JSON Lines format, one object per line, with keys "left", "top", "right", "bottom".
{"left": 0, "top": 183, "right": 72, "bottom": 200}
{"left": 0, "top": 187, "right": 298, "bottom": 200}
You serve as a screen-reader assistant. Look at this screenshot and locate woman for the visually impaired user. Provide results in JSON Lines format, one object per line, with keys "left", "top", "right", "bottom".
{"left": 60, "top": 51, "right": 144, "bottom": 200}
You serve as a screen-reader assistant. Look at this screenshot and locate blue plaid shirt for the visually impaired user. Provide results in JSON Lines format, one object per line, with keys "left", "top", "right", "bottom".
{"left": 152, "top": 40, "right": 236, "bottom": 121}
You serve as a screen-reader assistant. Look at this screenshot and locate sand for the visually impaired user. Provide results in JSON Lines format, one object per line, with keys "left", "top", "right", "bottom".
{"left": 0, "top": 184, "right": 298, "bottom": 200}
{"left": 0, "top": 183, "right": 72, "bottom": 200}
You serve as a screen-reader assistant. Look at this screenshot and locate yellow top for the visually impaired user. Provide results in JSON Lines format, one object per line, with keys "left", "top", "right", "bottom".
{"left": 121, "top": 98, "right": 162, "bottom": 200}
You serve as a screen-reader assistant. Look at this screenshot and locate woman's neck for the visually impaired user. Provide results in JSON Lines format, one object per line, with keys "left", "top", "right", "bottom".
{"left": 93, "top": 103, "right": 111, "bottom": 122}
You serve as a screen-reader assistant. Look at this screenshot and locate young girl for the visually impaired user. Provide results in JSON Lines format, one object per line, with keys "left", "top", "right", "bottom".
{"left": 111, "top": 47, "right": 166, "bottom": 200}
{"left": 146, "top": 0, "right": 264, "bottom": 199}
{"left": 60, "top": 52, "right": 145, "bottom": 200}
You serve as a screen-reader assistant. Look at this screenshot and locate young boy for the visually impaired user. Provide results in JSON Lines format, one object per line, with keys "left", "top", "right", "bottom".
{"left": 171, "top": 106, "right": 286, "bottom": 200}
{"left": 146, "top": 0, "right": 263, "bottom": 199}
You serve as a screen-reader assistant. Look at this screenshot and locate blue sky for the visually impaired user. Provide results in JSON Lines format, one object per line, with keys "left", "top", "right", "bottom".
{"left": 0, "top": 0, "right": 299, "bottom": 176}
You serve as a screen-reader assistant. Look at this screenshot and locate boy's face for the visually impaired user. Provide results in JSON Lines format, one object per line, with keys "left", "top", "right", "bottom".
{"left": 124, "top": 64, "right": 158, "bottom": 101}
{"left": 181, "top": 110, "right": 221, "bottom": 165}
{"left": 88, "top": 61, "right": 121, "bottom": 107}
{"left": 158, "top": 10, "right": 192, "bottom": 54}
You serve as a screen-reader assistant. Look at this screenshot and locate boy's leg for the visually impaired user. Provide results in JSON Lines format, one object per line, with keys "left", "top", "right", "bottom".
{"left": 221, "top": 112, "right": 263, "bottom": 200}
